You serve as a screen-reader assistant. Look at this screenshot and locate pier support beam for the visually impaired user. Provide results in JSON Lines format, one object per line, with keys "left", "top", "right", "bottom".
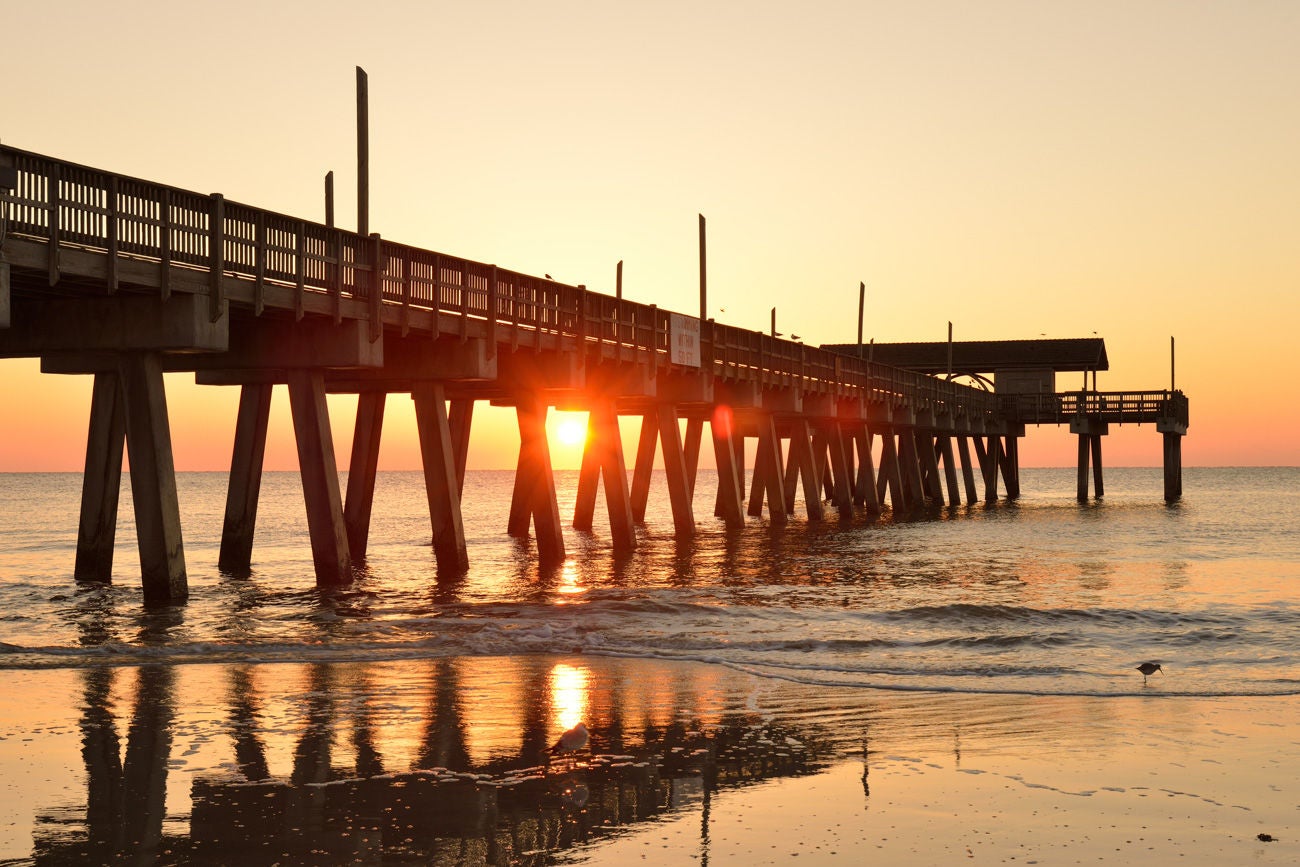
{"left": 120, "top": 353, "right": 188, "bottom": 603}
{"left": 75, "top": 371, "right": 126, "bottom": 583}
{"left": 711, "top": 406, "right": 745, "bottom": 528}
{"left": 629, "top": 412, "right": 657, "bottom": 523}
{"left": 448, "top": 399, "right": 474, "bottom": 497}
{"left": 1162, "top": 431, "right": 1183, "bottom": 503}
{"left": 573, "top": 403, "right": 636, "bottom": 551}
{"left": 1070, "top": 418, "right": 1108, "bottom": 502}
{"left": 343, "top": 392, "right": 386, "bottom": 561}
{"left": 658, "top": 403, "right": 696, "bottom": 537}
{"left": 936, "top": 435, "right": 961, "bottom": 507}
{"left": 512, "top": 395, "right": 566, "bottom": 564}
{"left": 785, "top": 418, "right": 824, "bottom": 520}
{"left": 218, "top": 382, "right": 273, "bottom": 574}
{"left": 287, "top": 369, "right": 352, "bottom": 586}
{"left": 956, "top": 436, "right": 979, "bottom": 505}
{"left": 748, "top": 413, "right": 787, "bottom": 526}
{"left": 852, "top": 425, "right": 881, "bottom": 515}
{"left": 413, "top": 382, "right": 470, "bottom": 573}
{"left": 876, "top": 430, "right": 906, "bottom": 512}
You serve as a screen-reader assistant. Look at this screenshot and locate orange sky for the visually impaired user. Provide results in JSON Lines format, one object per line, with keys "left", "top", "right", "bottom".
{"left": 2, "top": 0, "right": 1298, "bottom": 470}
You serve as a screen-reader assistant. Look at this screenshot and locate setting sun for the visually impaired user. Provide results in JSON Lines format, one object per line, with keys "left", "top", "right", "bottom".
{"left": 555, "top": 416, "right": 589, "bottom": 448}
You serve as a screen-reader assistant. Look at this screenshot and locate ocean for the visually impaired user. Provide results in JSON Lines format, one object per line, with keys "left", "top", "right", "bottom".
{"left": 1, "top": 467, "right": 1298, "bottom": 697}
{"left": 1, "top": 467, "right": 1299, "bottom": 864}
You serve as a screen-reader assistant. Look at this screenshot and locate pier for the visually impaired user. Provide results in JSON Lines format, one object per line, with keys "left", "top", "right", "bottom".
{"left": 0, "top": 145, "right": 1189, "bottom": 603}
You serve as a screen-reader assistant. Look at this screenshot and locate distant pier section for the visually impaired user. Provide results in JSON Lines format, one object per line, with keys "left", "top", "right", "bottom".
{"left": 0, "top": 145, "right": 1188, "bottom": 603}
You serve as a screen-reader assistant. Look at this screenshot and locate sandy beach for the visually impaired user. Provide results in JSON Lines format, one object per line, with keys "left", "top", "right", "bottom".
{"left": 0, "top": 655, "right": 1295, "bottom": 865}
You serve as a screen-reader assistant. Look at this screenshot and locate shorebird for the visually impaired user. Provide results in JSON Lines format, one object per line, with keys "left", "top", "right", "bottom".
{"left": 547, "top": 722, "right": 589, "bottom": 755}
{"left": 1136, "top": 662, "right": 1163, "bottom": 683}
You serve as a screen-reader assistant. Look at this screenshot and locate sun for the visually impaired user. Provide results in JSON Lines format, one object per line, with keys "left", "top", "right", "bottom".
{"left": 555, "top": 416, "right": 589, "bottom": 448}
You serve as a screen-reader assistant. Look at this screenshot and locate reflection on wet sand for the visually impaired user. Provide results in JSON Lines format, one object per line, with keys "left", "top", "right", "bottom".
{"left": 30, "top": 660, "right": 829, "bottom": 865}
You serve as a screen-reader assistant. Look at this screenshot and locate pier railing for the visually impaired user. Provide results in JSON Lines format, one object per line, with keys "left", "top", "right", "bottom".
{"left": 1000, "top": 390, "right": 1189, "bottom": 427}
{"left": 1, "top": 144, "right": 1007, "bottom": 420}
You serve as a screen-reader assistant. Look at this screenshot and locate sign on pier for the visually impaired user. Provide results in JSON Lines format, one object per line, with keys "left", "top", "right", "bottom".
{"left": 670, "top": 313, "right": 701, "bottom": 368}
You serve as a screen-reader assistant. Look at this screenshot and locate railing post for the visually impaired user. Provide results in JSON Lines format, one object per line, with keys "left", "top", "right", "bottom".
{"left": 106, "top": 175, "right": 119, "bottom": 294}
{"left": 47, "top": 162, "right": 61, "bottom": 285}
{"left": 487, "top": 265, "right": 498, "bottom": 359}
{"left": 208, "top": 193, "right": 225, "bottom": 322}
{"left": 294, "top": 220, "right": 305, "bottom": 321}
{"left": 159, "top": 188, "right": 172, "bottom": 300}
{"left": 253, "top": 210, "right": 266, "bottom": 316}
{"left": 368, "top": 233, "right": 382, "bottom": 343}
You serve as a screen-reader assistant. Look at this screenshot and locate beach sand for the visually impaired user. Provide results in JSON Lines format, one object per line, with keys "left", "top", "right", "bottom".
{"left": 0, "top": 656, "right": 1295, "bottom": 864}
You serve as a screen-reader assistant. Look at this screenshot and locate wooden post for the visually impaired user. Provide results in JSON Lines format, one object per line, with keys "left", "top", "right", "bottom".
{"left": 75, "top": 371, "right": 126, "bottom": 583}
{"left": 573, "top": 414, "right": 601, "bottom": 532}
{"left": 356, "top": 66, "right": 369, "bottom": 237}
{"left": 918, "top": 432, "right": 944, "bottom": 502}
{"left": 119, "top": 353, "right": 188, "bottom": 602}
{"left": 218, "top": 382, "right": 273, "bottom": 573}
{"left": 983, "top": 435, "right": 1001, "bottom": 504}
{"left": 1003, "top": 435, "right": 1022, "bottom": 500}
{"left": 343, "top": 392, "right": 386, "bottom": 561}
{"left": 629, "top": 412, "right": 657, "bottom": 522}
{"left": 448, "top": 399, "right": 474, "bottom": 497}
{"left": 711, "top": 406, "right": 745, "bottom": 528}
{"left": 698, "top": 214, "right": 707, "bottom": 321}
{"left": 508, "top": 444, "right": 533, "bottom": 537}
{"left": 658, "top": 403, "right": 696, "bottom": 537}
{"left": 755, "top": 414, "right": 787, "bottom": 526}
{"left": 1076, "top": 434, "right": 1090, "bottom": 502}
{"left": 878, "top": 432, "right": 905, "bottom": 512}
{"left": 515, "top": 395, "right": 566, "bottom": 564}
{"left": 593, "top": 402, "right": 636, "bottom": 551}
{"left": 853, "top": 425, "right": 881, "bottom": 514}
{"left": 787, "top": 418, "right": 823, "bottom": 519}
{"left": 1163, "top": 432, "right": 1183, "bottom": 503}
{"left": 937, "top": 435, "right": 961, "bottom": 507}
{"left": 826, "top": 422, "right": 854, "bottom": 518}
{"left": 956, "top": 435, "right": 979, "bottom": 505}
{"left": 747, "top": 432, "right": 768, "bottom": 518}
{"left": 413, "top": 382, "right": 470, "bottom": 573}
{"left": 1090, "top": 434, "right": 1104, "bottom": 499}
{"left": 684, "top": 417, "right": 704, "bottom": 499}
{"left": 287, "top": 369, "right": 352, "bottom": 586}
{"left": 899, "top": 433, "right": 925, "bottom": 509}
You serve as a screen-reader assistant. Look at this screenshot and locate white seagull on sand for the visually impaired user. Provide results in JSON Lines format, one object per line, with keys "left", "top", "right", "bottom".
{"left": 548, "top": 722, "right": 590, "bottom": 755}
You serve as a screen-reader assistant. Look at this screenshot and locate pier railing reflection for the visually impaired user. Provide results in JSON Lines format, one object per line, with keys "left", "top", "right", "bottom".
{"left": 30, "top": 660, "right": 829, "bottom": 865}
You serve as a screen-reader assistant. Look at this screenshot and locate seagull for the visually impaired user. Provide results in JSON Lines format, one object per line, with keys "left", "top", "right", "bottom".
{"left": 1136, "top": 662, "right": 1163, "bottom": 683}
{"left": 547, "top": 722, "right": 589, "bottom": 755}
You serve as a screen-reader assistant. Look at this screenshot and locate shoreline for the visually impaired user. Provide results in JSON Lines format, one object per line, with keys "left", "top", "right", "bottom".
{"left": 1, "top": 655, "right": 1296, "bottom": 864}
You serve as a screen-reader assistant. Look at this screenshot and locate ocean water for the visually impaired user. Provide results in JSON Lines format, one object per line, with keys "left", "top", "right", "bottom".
{"left": 1, "top": 466, "right": 1297, "bottom": 698}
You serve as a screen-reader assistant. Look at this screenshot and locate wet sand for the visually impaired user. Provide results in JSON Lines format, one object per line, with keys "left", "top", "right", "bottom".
{"left": 0, "top": 656, "right": 1295, "bottom": 864}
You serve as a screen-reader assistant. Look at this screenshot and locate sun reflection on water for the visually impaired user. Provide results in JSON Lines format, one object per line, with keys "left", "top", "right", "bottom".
{"left": 548, "top": 662, "right": 590, "bottom": 732}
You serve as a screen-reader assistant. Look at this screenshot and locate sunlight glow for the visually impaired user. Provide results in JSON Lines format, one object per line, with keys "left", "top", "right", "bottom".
{"left": 555, "top": 416, "right": 589, "bottom": 448}
{"left": 548, "top": 663, "right": 590, "bottom": 732}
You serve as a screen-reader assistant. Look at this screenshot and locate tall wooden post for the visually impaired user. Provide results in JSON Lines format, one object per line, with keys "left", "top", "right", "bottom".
{"left": 658, "top": 403, "right": 696, "bottom": 538}
{"left": 710, "top": 406, "right": 744, "bottom": 527}
{"left": 917, "top": 432, "right": 944, "bottom": 502}
{"left": 956, "top": 435, "right": 979, "bottom": 505}
{"left": 1163, "top": 432, "right": 1183, "bottom": 503}
{"left": 218, "top": 382, "right": 273, "bottom": 573}
{"left": 852, "top": 425, "right": 881, "bottom": 514}
{"left": 877, "top": 431, "right": 905, "bottom": 512}
{"left": 937, "top": 435, "right": 961, "bottom": 507}
{"left": 413, "top": 382, "right": 470, "bottom": 573}
{"left": 573, "top": 414, "right": 601, "bottom": 532}
{"left": 1002, "top": 435, "right": 1022, "bottom": 500}
{"left": 593, "top": 402, "right": 636, "bottom": 551}
{"left": 754, "top": 414, "right": 787, "bottom": 526}
{"left": 75, "top": 371, "right": 126, "bottom": 583}
{"left": 629, "top": 412, "right": 657, "bottom": 522}
{"left": 1090, "top": 435, "right": 1104, "bottom": 498}
{"left": 684, "top": 417, "right": 704, "bottom": 498}
{"left": 287, "top": 369, "right": 351, "bottom": 586}
{"left": 514, "top": 395, "right": 566, "bottom": 564}
{"left": 1076, "top": 434, "right": 1090, "bottom": 501}
{"left": 120, "top": 353, "right": 188, "bottom": 602}
{"left": 825, "top": 422, "right": 854, "bottom": 518}
{"left": 447, "top": 399, "right": 474, "bottom": 497}
{"left": 787, "top": 418, "right": 824, "bottom": 519}
{"left": 343, "top": 392, "right": 386, "bottom": 561}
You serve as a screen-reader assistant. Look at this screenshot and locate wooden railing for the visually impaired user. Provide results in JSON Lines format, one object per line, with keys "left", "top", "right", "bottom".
{"left": 1000, "top": 390, "right": 1189, "bottom": 427}
{"left": 2, "top": 145, "right": 1110, "bottom": 423}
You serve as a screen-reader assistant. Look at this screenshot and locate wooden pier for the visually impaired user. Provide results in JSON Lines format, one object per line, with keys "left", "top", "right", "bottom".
{"left": 0, "top": 146, "right": 1190, "bottom": 603}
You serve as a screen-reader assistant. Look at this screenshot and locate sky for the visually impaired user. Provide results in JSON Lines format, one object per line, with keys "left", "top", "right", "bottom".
{"left": 2, "top": 0, "right": 1298, "bottom": 471}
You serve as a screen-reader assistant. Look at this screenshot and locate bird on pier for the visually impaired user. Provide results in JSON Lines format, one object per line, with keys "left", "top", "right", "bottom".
{"left": 547, "top": 721, "right": 590, "bottom": 755}
{"left": 1136, "top": 662, "right": 1163, "bottom": 683}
